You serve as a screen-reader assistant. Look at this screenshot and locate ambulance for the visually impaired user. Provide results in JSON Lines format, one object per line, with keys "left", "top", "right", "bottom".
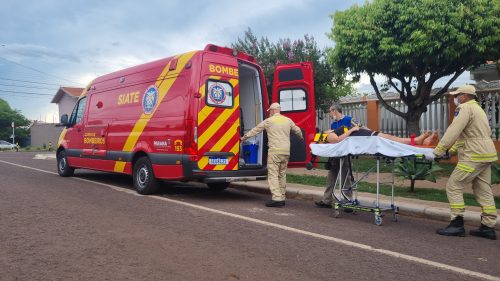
{"left": 57, "top": 44, "right": 316, "bottom": 194}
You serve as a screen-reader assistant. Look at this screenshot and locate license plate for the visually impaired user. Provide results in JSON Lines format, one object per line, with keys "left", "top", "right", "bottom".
{"left": 208, "top": 157, "right": 228, "bottom": 165}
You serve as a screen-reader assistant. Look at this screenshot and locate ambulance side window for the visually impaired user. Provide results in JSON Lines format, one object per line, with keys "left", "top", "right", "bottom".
{"left": 205, "top": 80, "right": 233, "bottom": 108}
{"left": 69, "top": 97, "right": 87, "bottom": 126}
{"left": 279, "top": 88, "right": 307, "bottom": 112}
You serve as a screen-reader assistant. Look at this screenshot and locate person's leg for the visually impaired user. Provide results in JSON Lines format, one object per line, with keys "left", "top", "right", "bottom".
{"left": 470, "top": 163, "right": 497, "bottom": 238}
{"left": 278, "top": 155, "right": 290, "bottom": 200}
{"left": 377, "top": 131, "right": 430, "bottom": 145}
{"left": 267, "top": 154, "right": 283, "bottom": 201}
{"left": 316, "top": 158, "right": 340, "bottom": 207}
{"left": 437, "top": 162, "right": 476, "bottom": 236}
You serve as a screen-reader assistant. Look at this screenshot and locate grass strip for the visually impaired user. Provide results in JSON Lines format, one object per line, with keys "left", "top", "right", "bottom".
{"left": 286, "top": 173, "right": 500, "bottom": 208}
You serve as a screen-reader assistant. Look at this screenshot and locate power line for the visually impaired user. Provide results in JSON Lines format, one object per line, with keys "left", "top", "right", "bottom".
{"left": 0, "top": 77, "right": 64, "bottom": 86}
{"left": 0, "top": 93, "right": 50, "bottom": 99}
{"left": 0, "top": 56, "right": 84, "bottom": 86}
{"left": 0, "top": 83, "right": 58, "bottom": 90}
{"left": 0, "top": 90, "right": 54, "bottom": 96}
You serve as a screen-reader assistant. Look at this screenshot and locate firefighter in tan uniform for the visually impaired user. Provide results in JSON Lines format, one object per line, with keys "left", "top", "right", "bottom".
{"left": 425, "top": 85, "right": 497, "bottom": 240}
{"left": 241, "top": 103, "right": 303, "bottom": 207}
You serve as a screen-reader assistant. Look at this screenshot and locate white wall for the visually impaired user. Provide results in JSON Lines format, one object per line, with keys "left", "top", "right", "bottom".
{"left": 58, "top": 95, "right": 78, "bottom": 119}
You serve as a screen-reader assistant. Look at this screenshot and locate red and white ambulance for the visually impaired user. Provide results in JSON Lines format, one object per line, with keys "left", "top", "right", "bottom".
{"left": 57, "top": 44, "right": 316, "bottom": 194}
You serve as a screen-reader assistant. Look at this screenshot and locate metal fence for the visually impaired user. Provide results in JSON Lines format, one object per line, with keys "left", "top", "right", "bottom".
{"left": 315, "top": 91, "right": 500, "bottom": 140}
{"left": 379, "top": 95, "right": 450, "bottom": 137}
{"left": 316, "top": 102, "right": 368, "bottom": 131}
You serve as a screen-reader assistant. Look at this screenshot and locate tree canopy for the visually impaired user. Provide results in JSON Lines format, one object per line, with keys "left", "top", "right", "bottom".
{"left": 329, "top": 0, "right": 500, "bottom": 133}
{"left": 232, "top": 28, "right": 355, "bottom": 111}
{"left": 0, "top": 98, "right": 30, "bottom": 142}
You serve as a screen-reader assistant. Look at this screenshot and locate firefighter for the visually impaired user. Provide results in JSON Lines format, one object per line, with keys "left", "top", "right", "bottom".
{"left": 241, "top": 103, "right": 303, "bottom": 207}
{"left": 425, "top": 85, "right": 497, "bottom": 240}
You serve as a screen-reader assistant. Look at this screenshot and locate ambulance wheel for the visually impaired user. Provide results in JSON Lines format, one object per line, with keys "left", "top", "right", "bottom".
{"left": 207, "top": 182, "right": 230, "bottom": 191}
{"left": 133, "top": 157, "right": 158, "bottom": 195}
{"left": 57, "top": 150, "right": 74, "bottom": 177}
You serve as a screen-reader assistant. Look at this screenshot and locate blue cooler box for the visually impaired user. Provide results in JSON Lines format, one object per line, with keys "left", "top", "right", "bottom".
{"left": 242, "top": 143, "right": 259, "bottom": 164}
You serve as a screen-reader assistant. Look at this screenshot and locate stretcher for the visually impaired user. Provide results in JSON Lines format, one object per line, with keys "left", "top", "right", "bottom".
{"left": 309, "top": 136, "right": 434, "bottom": 225}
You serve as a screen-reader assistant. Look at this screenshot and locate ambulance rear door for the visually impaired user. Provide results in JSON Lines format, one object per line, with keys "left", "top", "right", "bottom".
{"left": 196, "top": 54, "right": 241, "bottom": 172}
{"left": 272, "top": 62, "right": 316, "bottom": 167}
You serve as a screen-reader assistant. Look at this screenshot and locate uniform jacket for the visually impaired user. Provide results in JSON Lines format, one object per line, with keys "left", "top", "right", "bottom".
{"left": 242, "top": 113, "right": 303, "bottom": 156}
{"left": 434, "top": 100, "right": 497, "bottom": 163}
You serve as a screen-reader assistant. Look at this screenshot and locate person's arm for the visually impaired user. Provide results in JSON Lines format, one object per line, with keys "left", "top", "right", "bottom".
{"left": 326, "top": 125, "right": 360, "bottom": 143}
{"left": 290, "top": 121, "right": 303, "bottom": 140}
{"left": 241, "top": 119, "right": 267, "bottom": 142}
{"left": 433, "top": 106, "right": 471, "bottom": 157}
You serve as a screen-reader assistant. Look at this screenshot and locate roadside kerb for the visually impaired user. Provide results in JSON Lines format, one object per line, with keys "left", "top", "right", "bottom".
{"left": 230, "top": 181, "right": 493, "bottom": 228}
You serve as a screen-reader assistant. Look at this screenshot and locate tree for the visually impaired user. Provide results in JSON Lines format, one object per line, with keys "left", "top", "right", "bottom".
{"left": 232, "top": 28, "right": 355, "bottom": 111}
{"left": 0, "top": 98, "right": 30, "bottom": 143}
{"left": 329, "top": 0, "right": 500, "bottom": 134}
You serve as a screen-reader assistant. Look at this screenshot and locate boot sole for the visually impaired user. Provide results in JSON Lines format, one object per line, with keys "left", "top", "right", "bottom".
{"left": 470, "top": 233, "right": 497, "bottom": 240}
{"left": 436, "top": 231, "right": 466, "bottom": 237}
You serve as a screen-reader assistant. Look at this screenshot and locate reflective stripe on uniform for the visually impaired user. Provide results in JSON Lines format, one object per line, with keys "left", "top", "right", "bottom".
{"left": 456, "top": 163, "right": 475, "bottom": 173}
{"left": 434, "top": 144, "right": 447, "bottom": 155}
{"left": 450, "top": 203, "right": 465, "bottom": 209}
{"left": 470, "top": 153, "right": 497, "bottom": 161}
{"left": 482, "top": 206, "right": 497, "bottom": 214}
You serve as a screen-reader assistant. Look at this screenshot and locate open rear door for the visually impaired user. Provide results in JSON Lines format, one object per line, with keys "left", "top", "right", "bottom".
{"left": 272, "top": 62, "right": 316, "bottom": 167}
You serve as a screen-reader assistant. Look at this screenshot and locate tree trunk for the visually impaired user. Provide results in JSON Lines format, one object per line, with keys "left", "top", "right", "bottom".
{"left": 405, "top": 107, "right": 424, "bottom": 136}
{"left": 410, "top": 179, "right": 415, "bottom": 193}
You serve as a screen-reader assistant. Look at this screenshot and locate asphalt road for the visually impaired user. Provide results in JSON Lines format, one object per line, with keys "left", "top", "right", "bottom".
{"left": 1, "top": 152, "right": 499, "bottom": 281}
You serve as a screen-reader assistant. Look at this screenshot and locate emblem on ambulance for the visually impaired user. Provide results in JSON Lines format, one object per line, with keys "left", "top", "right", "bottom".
{"left": 142, "top": 85, "right": 159, "bottom": 114}
{"left": 208, "top": 83, "right": 226, "bottom": 105}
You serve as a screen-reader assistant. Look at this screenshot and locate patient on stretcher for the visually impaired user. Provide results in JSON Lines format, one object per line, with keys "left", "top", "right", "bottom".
{"left": 324, "top": 125, "right": 438, "bottom": 146}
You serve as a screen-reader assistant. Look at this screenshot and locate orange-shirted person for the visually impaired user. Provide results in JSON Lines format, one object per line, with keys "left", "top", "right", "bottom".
{"left": 425, "top": 85, "right": 497, "bottom": 240}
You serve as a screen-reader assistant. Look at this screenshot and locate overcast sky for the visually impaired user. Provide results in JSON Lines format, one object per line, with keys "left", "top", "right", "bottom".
{"left": 0, "top": 0, "right": 472, "bottom": 122}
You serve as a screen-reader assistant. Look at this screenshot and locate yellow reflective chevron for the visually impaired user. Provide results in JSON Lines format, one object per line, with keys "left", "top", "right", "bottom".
{"left": 113, "top": 51, "right": 197, "bottom": 173}
{"left": 58, "top": 128, "right": 67, "bottom": 147}
{"left": 457, "top": 163, "right": 475, "bottom": 173}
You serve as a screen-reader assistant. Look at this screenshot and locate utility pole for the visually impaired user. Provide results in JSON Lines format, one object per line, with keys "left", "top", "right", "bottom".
{"left": 11, "top": 121, "right": 15, "bottom": 144}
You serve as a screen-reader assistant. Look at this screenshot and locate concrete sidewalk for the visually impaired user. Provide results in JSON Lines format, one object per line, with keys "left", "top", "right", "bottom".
{"left": 231, "top": 172, "right": 498, "bottom": 229}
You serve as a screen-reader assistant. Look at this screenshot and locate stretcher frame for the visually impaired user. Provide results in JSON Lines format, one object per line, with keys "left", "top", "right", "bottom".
{"left": 331, "top": 155, "right": 399, "bottom": 226}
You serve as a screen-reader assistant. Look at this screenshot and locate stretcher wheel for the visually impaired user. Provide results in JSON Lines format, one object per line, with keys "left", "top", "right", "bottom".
{"left": 334, "top": 210, "right": 340, "bottom": 218}
{"left": 306, "top": 162, "right": 313, "bottom": 170}
{"left": 374, "top": 215, "right": 383, "bottom": 226}
{"left": 392, "top": 213, "right": 398, "bottom": 222}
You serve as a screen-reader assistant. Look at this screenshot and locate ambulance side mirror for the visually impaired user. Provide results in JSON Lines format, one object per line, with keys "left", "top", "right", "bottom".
{"left": 57, "top": 114, "right": 69, "bottom": 127}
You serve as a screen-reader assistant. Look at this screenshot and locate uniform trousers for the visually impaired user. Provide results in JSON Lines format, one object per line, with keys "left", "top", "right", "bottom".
{"left": 446, "top": 161, "right": 497, "bottom": 227}
{"left": 267, "top": 154, "right": 290, "bottom": 201}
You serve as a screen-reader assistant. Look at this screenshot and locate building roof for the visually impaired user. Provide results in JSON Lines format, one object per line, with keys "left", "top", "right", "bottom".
{"left": 50, "top": 87, "right": 84, "bottom": 103}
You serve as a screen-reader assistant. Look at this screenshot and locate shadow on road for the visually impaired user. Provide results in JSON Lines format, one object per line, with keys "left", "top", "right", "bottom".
{"left": 73, "top": 171, "right": 259, "bottom": 202}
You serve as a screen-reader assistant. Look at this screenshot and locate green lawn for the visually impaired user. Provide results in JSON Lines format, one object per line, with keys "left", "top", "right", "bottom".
{"left": 286, "top": 173, "right": 500, "bottom": 208}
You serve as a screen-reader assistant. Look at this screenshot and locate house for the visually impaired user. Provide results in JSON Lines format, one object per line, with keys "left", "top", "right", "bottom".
{"left": 50, "top": 87, "right": 83, "bottom": 120}
{"left": 29, "top": 87, "right": 83, "bottom": 148}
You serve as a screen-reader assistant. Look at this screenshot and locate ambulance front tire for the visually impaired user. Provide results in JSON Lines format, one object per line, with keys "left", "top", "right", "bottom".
{"left": 133, "top": 157, "right": 159, "bottom": 195}
{"left": 207, "top": 182, "right": 230, "bottom": 191}
{"left": 57, "top": 150, "right": 74, "bottom": 177}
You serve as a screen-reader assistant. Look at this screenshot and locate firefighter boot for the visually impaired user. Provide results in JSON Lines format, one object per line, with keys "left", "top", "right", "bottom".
{"left": 469, "top": 224, "right": 497, "bottom": 240}
{"left": 436, "top": 216, "right": 465, "bottom": 237}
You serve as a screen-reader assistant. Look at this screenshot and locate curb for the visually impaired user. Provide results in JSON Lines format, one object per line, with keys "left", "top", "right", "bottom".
{"left": 231, "top": 182, "right": 495, "bottom": 229}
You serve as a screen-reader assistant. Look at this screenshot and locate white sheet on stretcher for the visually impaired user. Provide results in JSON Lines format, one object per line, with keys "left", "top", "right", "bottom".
{"left": 310, "top": 136, "right": 434, "bottom": 158}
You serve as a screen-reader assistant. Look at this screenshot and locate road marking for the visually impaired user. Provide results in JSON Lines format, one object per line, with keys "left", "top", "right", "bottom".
{"left": 1, "top": 159, "right": 499, "bottom": 281}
